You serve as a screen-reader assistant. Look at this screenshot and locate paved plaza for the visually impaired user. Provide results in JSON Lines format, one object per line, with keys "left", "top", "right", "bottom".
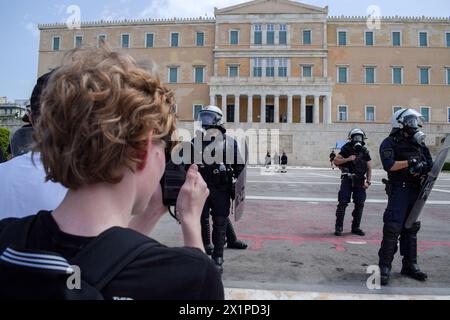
{"left": 152, "top": 167, "right": 450, "bottom": 299}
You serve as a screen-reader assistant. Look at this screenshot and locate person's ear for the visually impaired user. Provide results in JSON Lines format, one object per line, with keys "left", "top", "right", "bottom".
{"left": 137, "top": 132, "right": 154, "bottom": 171}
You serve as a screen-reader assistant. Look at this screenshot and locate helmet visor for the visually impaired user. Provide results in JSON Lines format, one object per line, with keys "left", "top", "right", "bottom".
{"left": 352, "top": 135, "right": 364, "bottom": 143}
{"left": 403, "top": 114, "right": 424, "bottom": 129}
{"left": 198, "top": 110, "right": 220, "bottom": 126}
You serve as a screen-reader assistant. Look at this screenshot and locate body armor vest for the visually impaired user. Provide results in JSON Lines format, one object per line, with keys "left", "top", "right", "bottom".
{"left": 388, "top": 134, "right": 423, "bottom": 183}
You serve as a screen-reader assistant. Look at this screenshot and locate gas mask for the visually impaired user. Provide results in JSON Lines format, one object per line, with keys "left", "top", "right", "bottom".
{"left": 351, "top": 135, "right": 364, "bottom": 152}
{"left": 402, "top": 115, "right": 426, "bottom": 145}
{"left": 412, "top": 130, "right": 426, "bottom": 145}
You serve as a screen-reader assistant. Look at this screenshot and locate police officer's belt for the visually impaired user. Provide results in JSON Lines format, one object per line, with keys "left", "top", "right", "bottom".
{"left": 389, "top": 181, "right": 421, "bottom": 188}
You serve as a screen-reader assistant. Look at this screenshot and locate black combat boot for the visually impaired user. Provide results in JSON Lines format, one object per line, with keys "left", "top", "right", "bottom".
{"left": 378, "top": 222, "right": 402, "bottom": 286}
{"left": 226, "top": 218, "right": 248, "bottom": 250}
{"left": 351, "top": 203, "right": 366, "bottom": 236}
{"left": 212, "top": 219, "right": 227, "bottom": 274}
{"left": 335, "top": 202, "right": 347, "bottom": 236}
{"left": 400, "top": 222, "right": 428, "bottom": 282}
{"left": 201, "top": 217, "right": 214, "bottom": 256}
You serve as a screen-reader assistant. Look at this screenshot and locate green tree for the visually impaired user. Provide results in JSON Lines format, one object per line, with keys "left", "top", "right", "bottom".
{"left": 0, "top": 127, "right": 10, "bottom": 158}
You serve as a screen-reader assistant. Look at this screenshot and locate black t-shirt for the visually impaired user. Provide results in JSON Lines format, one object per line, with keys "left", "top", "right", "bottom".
{"left": 338, "top": 143, "right": 371, "bottom": 173}
{"left": 0, "top": 211, "right": 224, "bottom": 300}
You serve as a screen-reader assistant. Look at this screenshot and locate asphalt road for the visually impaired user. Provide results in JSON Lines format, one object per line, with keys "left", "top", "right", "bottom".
{"left": 152, "top": 167, "right": 450, "bottom": 298}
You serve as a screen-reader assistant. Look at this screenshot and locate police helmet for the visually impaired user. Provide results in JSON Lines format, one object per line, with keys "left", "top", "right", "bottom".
{"left": 348, "top": 128, "right": 367, "bottom": 141}
{"left": 198, "top": 105, "right": 225, "bottom": 129}
{"left": 392, "top": 108, "right": 424, "bottom": 130}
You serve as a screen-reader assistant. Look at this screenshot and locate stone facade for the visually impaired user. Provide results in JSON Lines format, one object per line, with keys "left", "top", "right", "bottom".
{"left": 37, "top": 0, "right": 450, "bottom": 126}
{"left": 35, "top": 0, "right": 450, "bottom": 166}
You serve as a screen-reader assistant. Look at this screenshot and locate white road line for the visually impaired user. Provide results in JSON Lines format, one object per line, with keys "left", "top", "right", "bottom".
{"left": 248, "top": 180, "right": 341, "bottom": 185}
{"left": 247, "top": 196, "right": 450, "bottom": 205}
{"left": 225, "top": 288, "right": 450, "bottom": 300}
{"left": 247, "top": 180, "right": 387, "bottom": 186}
{"left": 433, "top": 188, "right": 450, "bottom": 194}
{"left": 308, "top": 173, "right": 337, "bottom": 179}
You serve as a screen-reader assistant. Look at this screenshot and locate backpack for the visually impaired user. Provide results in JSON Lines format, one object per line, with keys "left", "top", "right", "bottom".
{"left": 0, "top": 216, "right": 156, "bottom": 300}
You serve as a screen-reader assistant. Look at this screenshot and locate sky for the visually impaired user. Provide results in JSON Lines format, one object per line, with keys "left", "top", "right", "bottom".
{"left": 0, "top": 0, "right": 449, "bottom": 101}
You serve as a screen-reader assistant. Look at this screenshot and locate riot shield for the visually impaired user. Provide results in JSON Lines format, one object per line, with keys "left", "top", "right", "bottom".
{"left": 405, "top": 135, "right": 450, "bottom": 229}
{"left": 232, "top": 165, "right": 247, "bottom": 222}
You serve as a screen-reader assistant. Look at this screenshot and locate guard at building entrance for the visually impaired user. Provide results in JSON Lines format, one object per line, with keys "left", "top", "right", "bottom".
{"left": 196, "top": 106, "right": 246, "bottom": 274}
{"left": 333, "top": 129, "right": 372, "bottom": 237}
{"left": 378, "top": 108, "right": 433, "bottom": 286}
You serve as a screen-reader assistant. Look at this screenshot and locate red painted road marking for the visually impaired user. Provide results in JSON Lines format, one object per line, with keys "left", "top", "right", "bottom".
{"left": 238, "top": 234, "right": 450, "bottom": 252}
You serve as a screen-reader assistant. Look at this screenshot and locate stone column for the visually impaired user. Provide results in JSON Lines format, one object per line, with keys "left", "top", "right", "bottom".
{"left": 221, "top": 95, "right": 227, "bottom": 123}
{"left": 247, "top": 95, "right": 253, "bottom": 123}
{"left": 287, "top": 94, "right": 293, "bottom": 124}
{"left": 261, "top": 95, "right": 266, "bottom": 124}
{"left": 234, "top": 94, "right": 240, "bottom": 123}
{"left": 314, "top": 95, "right": 320, "bottom": 124}
{"left": 274, "top": 95, "right": 280, "bottom": 124}
{"left": 300, "top": 95, "right": 306, "bottom": 124}
{"left": 325, "top": 94, "right": 332, "bottom": 124}
{"left": 210, "top": 95, "right": 216, "bottom": 106}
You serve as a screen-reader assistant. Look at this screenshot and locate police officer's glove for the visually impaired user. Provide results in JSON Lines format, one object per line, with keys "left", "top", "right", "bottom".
{"left": 408, "top": 159, "right": 428, "bottom": 175}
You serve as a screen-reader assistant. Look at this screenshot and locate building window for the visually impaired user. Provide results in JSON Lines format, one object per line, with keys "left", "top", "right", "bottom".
{"left": 194, "top": 67, "right": 204, "bottom": 83}
{"left": 392, "top": 31, "right": 401, "bottom": 46}
{"left": 447, "top": 107, "right": 450, "bottom": 123}
{"left": 279, "top": 25, "right": 287, "bottom": 45}
{"left": 193, "top": 105, "right": 203, "bottom": 121}
{"left": 419, "top": 32, "right": 428, "bottom": 47}
{"left": 446, "top": 32, "right": 450, "bottom": 47}
{"left": 52, "top": 36, "right": 61, "bottom": 51}
{"left": 419, "top": 68, "right": 430, "bottom": 85}
{"left": 392, "top": 67, "right": 403, "bottom": 84}
{"left": 74, "top": 35, "right": 83, "bottom": 48}
{"left": 168, "top": 67, "right": 178, "bottom": 83}
{"left": 366, "top": 105, "right": 375, "bottom": 122}
{"left": 266, "top": 58, "right": 275, "bottom": 77}
{"left": 229, "top": 65, "right": 239, "bottom": 78}
{"left": 121, "top": 34, "right": 130, "bottom": 48}
{"left": 338, "top": 106, "right": 348, "bottom": 121}
{"left": 171, "top": 33, "right": 179, "bottom": 47}
{"left": 303, "top": 30, "right": 312, "bottom": 45}
{"left": 98, "top": 34, "right": 107, "bottom": 47}
{"left": 393, "top": 106, "right": 403, "bottom": 114}
{"left": 196, "top": 32, "right": 205, "bottom": 46}
{"left": 365, "top": 67, "right": 375, "bottom": 84}
{"left": 420, "top": 107, "right": 430, "bottom": 123}
{"left": 146, "top": 33, "right": 154, "bottom": 48}
{"left": 338, "top": 67, "right": 348, "bottom": 83}
{"left": 253, "top": 58, "right": 262, "bottom": 77}
{"left": 267, "top": 25, "right": 275, "bottom": 45}
{"left": 278, "top": 59, "right": 288, "bottom": 77}
{"left": 446, "top": 68, "right": 450, "bottom": 85}
{"left": 254, "top": 25, "right": 262, "bottom": 45}
{"left": 338, "top": 31, "right": 347, "bottom": 46}
{"left": 365, "top": 31, "right": 374, "bottom": 46}
{"left": 302, "top": 66, "right": 312, "bottom": 78}
{"left": 230, "top": 30, "right": 239, "bottom": 45}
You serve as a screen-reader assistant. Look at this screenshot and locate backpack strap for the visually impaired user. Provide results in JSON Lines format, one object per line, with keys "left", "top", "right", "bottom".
{"left": 0, "top": 216, "right": 35, "bottom": 251}
{"left": 71, "top": 227, "right": 156, "bottom": 292}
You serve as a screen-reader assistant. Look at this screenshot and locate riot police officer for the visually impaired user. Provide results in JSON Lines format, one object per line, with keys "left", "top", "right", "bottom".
{"left": 202, "top": 217, "right": 248, "bottom": 257}
{"left": 333, "top": 129, "right": 372, "bottom": 237}
{"left": 378, "top": 109, "right": 433, "bottom": 286}
{"left": 196, "top": 106, "right": 246, "bottom": 273}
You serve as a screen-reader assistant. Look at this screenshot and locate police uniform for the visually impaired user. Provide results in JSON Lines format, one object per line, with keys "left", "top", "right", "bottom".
{"left": 378, "top": 129, "right": 432, "bottom": 284}
{"left": 198, "top": 134, "right": 245, "bottom": 272}
{"left": 335, "top": 143, "right": 371, "bottom": 235}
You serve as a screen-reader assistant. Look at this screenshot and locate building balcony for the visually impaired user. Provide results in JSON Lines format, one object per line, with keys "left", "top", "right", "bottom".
{"left": 209, "top": 76, "right": 334, "bottom": 97}
{"left": 210, "top": 76, "right": 333, "bottom": 87}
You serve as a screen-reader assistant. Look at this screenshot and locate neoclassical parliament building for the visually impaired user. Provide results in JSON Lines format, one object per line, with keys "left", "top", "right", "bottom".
{"left": 38, "top": 0, "right": 450, "bottom": 128}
